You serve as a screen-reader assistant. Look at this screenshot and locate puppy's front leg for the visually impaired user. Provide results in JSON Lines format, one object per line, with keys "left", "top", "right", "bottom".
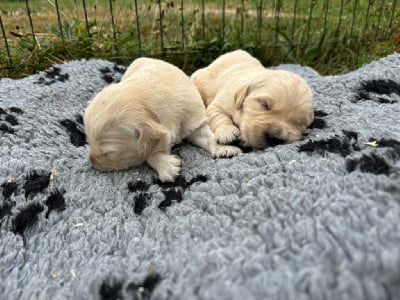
{"left": 147, "top": 152, "right": 181, "bottom": 182}
{"left": 206, "top": 103, "right": 240, "bottom": 144}
{"left": 187, "top": 125, "right": 242, "bottom": 158}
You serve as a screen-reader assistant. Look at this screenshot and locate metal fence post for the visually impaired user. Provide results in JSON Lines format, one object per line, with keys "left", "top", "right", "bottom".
{"left": 134, "top": 0, "right": 142, "bottom": 52}
{"left": 388, "top": 0, "right": 398, "bottom": 38}
{"left": 221, "top": 0, "right": 226, "bottom": 41}
{"left": 291, "top": 0, "right": 298, "bottom": 42}
{"left": 82, "top": 0, "right": 91, "bottom": 38}
{"left": 376, "top": 0, "right": 385, "bottom": 41}
{"left": 25, "top": 0, "right": 37, "bottom": 45}
{"left": 180, "top": 0, "right": 185, "bottom": 49}
{"left": 257, "top": 0, "right": 263, "bottom": 45}
{"left": 305, "top": 0, "right": 316, "bottom": 47}
{"left": 274, "top": 0, "right": 281, "bottom": 49}
{"left": 350, "top": 0, "right": 359, "bottom": 42}
{"left": 109, "top": 0, "right": 118, "bottom": 57}
{"left": 157, "top": 0, "right": 165, "bottom": 54}
{"left": 55, "top": 0, "right": 64, "bottom": 40}
{"left": 336, "top": 0, "right": 345, "bottom": 38}
{"left": 363, "top": 1, "right": 373, "bottom": 43}
{"left": 201, "top": 0, "right": 205, "bottom": 40}
{"left": 323, "top": 0, "right": 330, "bottom": 34}
{"left": 240, "top": 0, "right": 245, "bottom": 47}
{"left": 0, "top": 15, "right": 13, "bottom": 67}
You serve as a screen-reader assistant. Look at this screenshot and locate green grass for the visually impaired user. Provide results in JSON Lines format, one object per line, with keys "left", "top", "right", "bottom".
{"left": 0, "top": 0, "right": 399, "bottom": 78}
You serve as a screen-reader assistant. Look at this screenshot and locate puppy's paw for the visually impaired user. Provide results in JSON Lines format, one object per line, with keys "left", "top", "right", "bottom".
{"left": 152, "top": 154, "right": 181, "bottom": 183}
{"left": 213, "top": 145, "right": 242, "bottom": 158}
{"left": 214, "top": 125, "right": 240, "bottom": 144}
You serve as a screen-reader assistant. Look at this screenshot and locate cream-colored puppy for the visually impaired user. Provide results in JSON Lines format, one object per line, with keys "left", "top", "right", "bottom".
{"left": 84, "top": 58, "right": 241, "bottom": 182}
{"left": 191, "top": 50, "right": 314, "bottom": 148}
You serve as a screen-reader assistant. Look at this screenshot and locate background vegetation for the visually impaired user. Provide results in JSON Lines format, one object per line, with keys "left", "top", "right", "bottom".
{"left": 1, "top": 0, "right": 399, "bottom": 78}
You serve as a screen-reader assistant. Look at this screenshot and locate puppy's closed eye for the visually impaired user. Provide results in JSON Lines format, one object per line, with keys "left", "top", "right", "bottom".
{"left": 260, "top": 101, "right": 270, "bottom": 111}
{"left": 256, "top": 98, "right": 270, "bottom": 111}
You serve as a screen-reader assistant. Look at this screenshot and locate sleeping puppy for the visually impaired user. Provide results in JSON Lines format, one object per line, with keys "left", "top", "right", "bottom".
{"left": 191, "top": 50, "right": 314, "bottom": 149}
{"left": 84, "top": 58, "right": 241, "bottom": 182}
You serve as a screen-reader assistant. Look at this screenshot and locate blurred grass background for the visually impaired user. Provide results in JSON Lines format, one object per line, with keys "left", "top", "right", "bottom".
{"left": 1, "top": 0, "right": 399, "bottom": 78}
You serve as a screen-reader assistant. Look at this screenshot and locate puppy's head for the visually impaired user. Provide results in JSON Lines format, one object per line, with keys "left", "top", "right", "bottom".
{"left": 235, "top": 70, "right": 314, "bottom": 148}
{"left": 84, "top": 90, "right": 169, "bottom": 171}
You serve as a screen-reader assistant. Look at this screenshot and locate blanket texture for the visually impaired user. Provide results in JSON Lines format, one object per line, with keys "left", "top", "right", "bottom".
{"left": 1, "top": 54, "right": 400, "bottom": 300}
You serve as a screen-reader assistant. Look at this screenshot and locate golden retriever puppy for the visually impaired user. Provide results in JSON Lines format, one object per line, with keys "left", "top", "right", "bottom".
{"left": 191, "top": 50, "right": 314, "bottom": 148}
{"left": 84, "top": 58, "right": 241, "bottom": 182}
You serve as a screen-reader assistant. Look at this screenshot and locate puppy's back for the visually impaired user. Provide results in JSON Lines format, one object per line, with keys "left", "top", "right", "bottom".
{"left": 191, "top": 50, "right": 263, "bottom": 105}
{"left": 121, "top": 57, "right": 188, "bottom": 86}
{"left": 87, "top": 58, "right": 208, "bottom": 146}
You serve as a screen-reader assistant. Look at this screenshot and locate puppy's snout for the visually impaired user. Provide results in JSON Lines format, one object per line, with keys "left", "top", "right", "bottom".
{"left": 265, "top": 133, "right": 285, "bottom": 147}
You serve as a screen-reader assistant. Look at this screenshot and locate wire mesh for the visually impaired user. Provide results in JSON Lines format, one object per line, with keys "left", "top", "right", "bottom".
{"left": 0, "top": 0, "right": 399, "bottom": 74}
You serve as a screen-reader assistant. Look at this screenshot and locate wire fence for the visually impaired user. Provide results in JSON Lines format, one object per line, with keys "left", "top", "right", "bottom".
{"left": 0, "top": 0, "right": 399, "bottom": 76}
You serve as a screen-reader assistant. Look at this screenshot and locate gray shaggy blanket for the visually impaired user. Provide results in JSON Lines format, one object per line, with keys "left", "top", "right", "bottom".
{"left": 1, "top": 53, "right": 400, "bottom": 300}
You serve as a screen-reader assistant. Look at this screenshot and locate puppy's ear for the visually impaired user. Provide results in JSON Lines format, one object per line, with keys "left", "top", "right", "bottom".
{"left": 136, "top": 120, "right": 170, "bottom": 159}
{"left": 234, "top": 84, "right": 251, "bottom": 110}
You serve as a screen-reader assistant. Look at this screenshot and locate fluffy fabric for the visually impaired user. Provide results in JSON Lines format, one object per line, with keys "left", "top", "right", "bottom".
{"left": 1, "top": 54, "right": 400, "bottom": 300}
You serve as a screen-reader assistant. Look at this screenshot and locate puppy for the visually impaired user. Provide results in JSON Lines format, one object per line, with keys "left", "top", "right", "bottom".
{"left": 84, "top": 58, "right": 241, "bottom": 182}
{"left": 191, "top": 50, "right": 314, "bottom": 149}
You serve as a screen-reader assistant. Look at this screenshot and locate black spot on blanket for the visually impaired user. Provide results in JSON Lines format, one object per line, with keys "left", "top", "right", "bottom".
{"left": 155, "top": 175, "right": 208, "bottom": 189}
{"left": 24, "top": 171, "right": 51, "bottom": 198}
{"left": 100, "top": 73, "right": 114, "bottom": 84}
{"left": 308, "top": 121, "right": 325, "bottom": 129}
{"left": 127, "top": 180, "right": 152, "bottom": 215}
{"left": 304, "top": 109, "right": 327, "bottom": 130}
{"left": 45, "top": 189, "right": 66, "bottom": 218}
{"left": 126, "top": 273, "right": 162, "bottom": 300}
{"left": 134, "top": 192, "right": 151, "bottom": 215}
{"left": 127, "top": 180, "right": 150, "bottom": 215}
{"left": 8, "top": 107, "right": 24, "bottom": 114}
{"left": 0, "top": 123, "right": 14, "bottom": 134}
{"left": 157, "top": 175, "right": 208, "bottom": 210}
{"left": 75, "top": 114, "right": 84, "bottom": 126}
{"left": 2, "top": 180, "right": 17, "bottom": 199}
{"left": 113, "top": 64, "right": 126, "bottom": 74}
{"left": 299, "top": 136, "right": 354, "bottom": 157}
{"left": 346, "top": 154, "right": 392, "bottom": 175}
{"left": 100, "top": 64, "right": 126, "bottom": 83}
{"left": 128, "top": 176, "right": 208, "bottom": 212}
{"left": 378, "top": 138, "right": 400, "bottom": 151}
{"left": 342, "top": 130, "right": 359, "bottom": 141}
{"left": 99, "top": 279, "right": 123, "bottom": 300}
{"left": 12, "top": 202, "right": 44, "bottom": 237}
{"left": 368, "top": 138, "right": 400, "bottom": 160}
{"left": 59, "top": 119, "right": 86, "bottom": 147}
{"left": 0, "top": 200, "right": 15, "bottom": 222}
{"left": 0, "top": 107, "right": 21, "bottom": 133}
{"left": 4, "top": 114, "right": 18, "bottom": 126}
{"left": 128, "top": 180, "right": 150, "bottom": 193}
{"left": 34, "top": 67, "right": 69, "bottom": 85}
{"left": 158, "top": 189, "right": 183, "bottom": 210}
{"left": 354, "top": 79, "right": 400, "bottom": 104}
{"left": 155, "top": 175, "right": 187, "bottom": 189}
{"left": 314, "top": 109, "right": 328, "bottom": 117}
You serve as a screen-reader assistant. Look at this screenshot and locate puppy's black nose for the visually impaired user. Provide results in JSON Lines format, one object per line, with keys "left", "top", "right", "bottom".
{"left": 265, "top": 133, "right": 285, "bottom": 147}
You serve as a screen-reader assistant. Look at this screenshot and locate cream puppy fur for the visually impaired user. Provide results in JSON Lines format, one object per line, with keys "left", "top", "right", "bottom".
{"left": 84, "top": 58, "right": 241, "bottom": 182}
{"left": 191, "top": 50, "right": 314, "bottom": 148}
